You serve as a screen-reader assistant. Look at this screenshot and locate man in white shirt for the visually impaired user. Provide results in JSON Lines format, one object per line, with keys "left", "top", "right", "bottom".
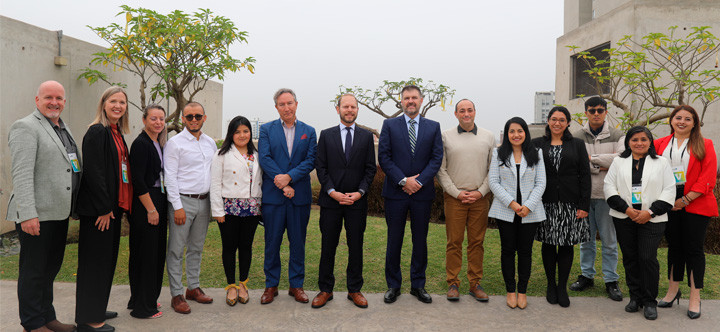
{"left": 164, "top": 102, "right": 218, "bottom": 314}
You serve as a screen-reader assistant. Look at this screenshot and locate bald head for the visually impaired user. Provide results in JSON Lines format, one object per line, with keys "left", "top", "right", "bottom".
{"left": 35, "top": 81, "right": 66, "bottom": 125}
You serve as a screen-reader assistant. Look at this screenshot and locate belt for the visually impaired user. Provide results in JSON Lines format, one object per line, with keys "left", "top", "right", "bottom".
{"left": 180, "top": 193, "right": 209, "bottom": 199}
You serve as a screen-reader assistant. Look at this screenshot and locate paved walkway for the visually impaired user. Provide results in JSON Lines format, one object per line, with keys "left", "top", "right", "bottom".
{"left": 1, "top": 280, "right": 717, "bottom": 331}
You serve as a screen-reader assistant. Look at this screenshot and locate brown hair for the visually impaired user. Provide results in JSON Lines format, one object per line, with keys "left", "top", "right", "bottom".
{"left": 669, "top": 105, "right": 705, "bottom": 160}
{"left": 143, "top": 104, "right": 168, "bottom": 146}
{"left": 90, "top": 86, "right": 130, "bottom": 134}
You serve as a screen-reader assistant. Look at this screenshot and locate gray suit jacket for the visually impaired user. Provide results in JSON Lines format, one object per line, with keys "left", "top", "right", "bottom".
{"left": 6, "top": 109, "right": 81, "bottom": 222}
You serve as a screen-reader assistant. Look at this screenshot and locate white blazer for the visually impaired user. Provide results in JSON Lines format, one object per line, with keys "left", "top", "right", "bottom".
{"left": 603, "top": 155, "right": 675, "bottom": 222}
{"left": 210, "top": 145, "right": 263, "bottom": 217}
{"left": 488, "top": 148, "right": 546, "bottom": 223}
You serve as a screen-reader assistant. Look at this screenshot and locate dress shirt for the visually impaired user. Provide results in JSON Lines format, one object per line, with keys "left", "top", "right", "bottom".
{"left": 164, "top": 128, "right": 217, "bottom": 210}
{"left": 282, "top": 119, "right": 296, "bottom": 157}
{"left": 46, "top": 116, "right": 80, "bottom": 198}
{"left": 339, "top": 123, "right": 356, "bottom": 153}
{"left": 457, "top": 124, "right": 477, "bottom": 135}
{"left": 403, "top": 113, "right": 420, "bottom": 137}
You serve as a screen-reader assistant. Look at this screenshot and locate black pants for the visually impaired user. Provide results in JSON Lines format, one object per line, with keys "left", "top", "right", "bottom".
{"left": 127, "top": 188, "right": 167, "bottom": 318}
{"left": 76, "top": 209, "right": 122, "bottom": 324}
{"left": 614, "top": 217, "right": 665, "bottom": 306}
{"left": 17, "top": 219, "right": 69, "bottom": 330}
{"left": 318, "top": 206, "right": 367, "bottom": 293}
{"left": 497, "top": 216, "right": 539, "bottom": 293}
{"left": 217, "top": 215, "right": 260, "bottom": 285}
{"left": 541, "top": 243, "right": 574, "bottom": 288}
{"left": 666, "top": 210, "right": 709, "bottom": 288}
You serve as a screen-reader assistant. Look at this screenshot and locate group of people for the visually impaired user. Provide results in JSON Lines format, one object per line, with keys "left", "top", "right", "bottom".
{"left": 7, "top": 81, "right": 716, "bottom": 332}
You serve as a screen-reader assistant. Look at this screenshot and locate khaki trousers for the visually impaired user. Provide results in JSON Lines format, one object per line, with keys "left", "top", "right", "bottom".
{"left": 444, "top": 193, "right": 489, "bottom": 287}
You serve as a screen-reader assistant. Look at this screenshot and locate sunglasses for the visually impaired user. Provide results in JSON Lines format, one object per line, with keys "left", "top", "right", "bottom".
{"left": 184, "top": 114, "right": 204, "bottom": 121}
{"left": 587, "top": 108, "right": 605, "bottom": 115}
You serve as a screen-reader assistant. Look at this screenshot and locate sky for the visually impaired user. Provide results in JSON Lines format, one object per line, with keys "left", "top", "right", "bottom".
{"left": 1, "top": 0, "right": 563, "bottom": 137}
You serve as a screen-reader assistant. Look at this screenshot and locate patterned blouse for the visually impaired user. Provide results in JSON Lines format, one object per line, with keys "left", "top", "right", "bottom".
{"left": 223, "top": 153, "right": 261, "bottom": 217}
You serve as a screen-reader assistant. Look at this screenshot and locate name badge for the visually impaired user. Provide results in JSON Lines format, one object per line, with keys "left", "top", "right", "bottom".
{"left": 68, "top": 153, "right": 80, "bottom": 173}
{"left": 160, "top": 171, "right": 165, "bottom": 194}
{"left": 121, "top": 161, "right": 129, "bottom": 184}
{"left": 631, "top": 185, "right": 642, "bottom": 204}
{"left": 671, "top": 165, "right": 686, "bottom": 185}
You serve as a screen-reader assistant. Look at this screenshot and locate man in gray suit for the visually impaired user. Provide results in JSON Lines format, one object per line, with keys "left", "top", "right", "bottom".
{"left": 7, "top": 80, "right": 80, "bottom": 332}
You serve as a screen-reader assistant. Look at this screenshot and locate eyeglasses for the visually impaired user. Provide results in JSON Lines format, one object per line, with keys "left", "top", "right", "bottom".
{"left": 587, "top": 108, "right": 605, "bottom": 115}
{"left": 549, "top": 118, "right": 567, "bottom": 123}
{"left": 184, "top": 114, "right": 204, "bottom": 121}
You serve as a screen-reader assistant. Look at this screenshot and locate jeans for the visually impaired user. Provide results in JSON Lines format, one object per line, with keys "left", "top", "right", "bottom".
{"left": 579, "top": 199, "right": 619, "bottom": 282}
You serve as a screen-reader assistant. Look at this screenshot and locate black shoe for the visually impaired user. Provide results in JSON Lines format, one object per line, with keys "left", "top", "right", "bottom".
{"left": 546, "top": 284, "right": 558, "bottom": 305}
{"left": 384, "top": 288, "right": 401, "bottom": 303}
{"left": 104, "top": 311, "right": 118, "bottom": 320}
{"left": 605, "top": 282, "right": 623, "bottom": 301}
{"left": 644, "top": 305, "right": 658, "bottom": 320}
{"left": 625, "top": 300, "right": 642, "bottom": 313}
{"left": 687, "top": 302, "right": 701, "bottom": 319}
{"left": 658, "top": 290, "right": 681, "bottom": 308}
{"left": 557, "top": 286, "right": 570, "bottom": 308}
{"left": 410, "top": 287, "right": 433, "bottom": 303}
{"left": 78, "top": 323, "right": 115, "bottom": 332}
{"left": 569, "top": 275, "right": 594, "bottom": 291}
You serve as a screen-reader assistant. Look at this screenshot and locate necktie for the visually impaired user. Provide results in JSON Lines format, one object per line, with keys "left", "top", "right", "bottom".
{"left": 345, "top": 126, "right": 352, "bottom": 162}
{"left": 408, "top": 119, "right": 416, "bottom": 155}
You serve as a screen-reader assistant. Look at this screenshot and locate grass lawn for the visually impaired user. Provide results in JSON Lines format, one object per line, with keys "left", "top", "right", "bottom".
{"left": 1, "top": 210, "right": 718, "bottom": 299}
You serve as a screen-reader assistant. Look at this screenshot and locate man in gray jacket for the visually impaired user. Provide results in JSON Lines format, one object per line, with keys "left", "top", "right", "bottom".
{"left": 7, "top": 81, "right": 80, "bottom": 332}
{"left": 570, "top": 96, "right": 625, "bottom": 301}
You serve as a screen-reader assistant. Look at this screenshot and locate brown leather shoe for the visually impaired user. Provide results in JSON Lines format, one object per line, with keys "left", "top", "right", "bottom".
{"left": 311, "top": 291, "right": 333, "bottom": 308}
{"left": 186, "top": 287, "right": 213, "bottom": 304}
{"left": 517, "top": 293, "right": 528, "bottom": 309}
{"left": 45, "top": 320, "right": 76, "bottom": 332}
{"left": 288, "top": 287, "right": 309, "bottom": 303}
{"left": 347, "top": 292, "right": 369, "bottom": 308}
{"left": 171, "top": 295, "right": 191, "bottom": 314}
{"left": 27, "top": 327, "right": 51, "bottom": 332}
{"left": 447, "top": 284, "right": 460, "bottom": 301}
{"left": 469, "top": 284, "right": 489, "bottom": 302}
{"left": 261, "top": 287, "right": 279, "bottom": 304}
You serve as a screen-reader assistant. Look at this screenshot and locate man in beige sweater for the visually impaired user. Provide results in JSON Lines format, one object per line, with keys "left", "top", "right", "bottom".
{"left": 437, "top": 99, "right": 496, "bottom": 302}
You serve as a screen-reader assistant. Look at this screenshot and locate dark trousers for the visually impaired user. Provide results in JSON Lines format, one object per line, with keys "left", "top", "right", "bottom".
{"left": 384, "top": 198, "right": 431, "bottom": 289}
{"left": 613, "top": 217, "right": 665, "bottom": 306}
{"left": 16, "top": 219, "right": 69, "bottom": 330}
{"left": 497, "top": 217, "right": 539, "bottom": 293}
{"left": 127, "top": 188, "right": 167, "bottom": 318}
{"left": 263, "top": 203, "right": 311, "bottom": 288}
{"left": 218, "top": 215, "right": 260, "bottom": 285}
{"left": 666, "top": 210, "right": 709, "bottom": 288}
{"left": 76, "top": 209, "right": 122, "bottom": 324}
{"left": 318, "top": 206, "right": 367, "bottom": 293}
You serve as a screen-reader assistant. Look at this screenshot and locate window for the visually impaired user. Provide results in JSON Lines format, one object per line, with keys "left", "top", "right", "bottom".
{"left": 571, "top": 42, "right": 610, "bottom": 99}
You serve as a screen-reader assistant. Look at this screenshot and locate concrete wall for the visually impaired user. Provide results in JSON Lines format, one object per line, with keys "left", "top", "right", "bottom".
{"left": 0, "top": 16, "right": 224, "bottom": 233}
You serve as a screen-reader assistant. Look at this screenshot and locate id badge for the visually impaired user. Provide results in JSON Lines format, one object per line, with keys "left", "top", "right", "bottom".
{"left": 631, "top": 185, "right": 642, "bottom": 204}
{"left": 121, "top": 161, "right": 129, "bottom": 183}
{"left": 671, "top": 165, "right": 686, "bottom": 185}
{"left": 68, "top": 153, "right": 80, "bottom": 173}
{"left": 160, "top": 171, "right": 165, "bottom": 194}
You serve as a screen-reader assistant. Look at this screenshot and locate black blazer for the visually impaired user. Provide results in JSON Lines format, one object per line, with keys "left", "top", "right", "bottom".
{"left": 76, "top": 124, "right": 128, "bottom": 216}
{"left": 129, "top": 130, "right": 162, "bottom": 197}
{"left": 316, "top": 125, "right": 377, "bottom": 209}
{"left": 532, "top": 136, "right": 591, "bottom": 211}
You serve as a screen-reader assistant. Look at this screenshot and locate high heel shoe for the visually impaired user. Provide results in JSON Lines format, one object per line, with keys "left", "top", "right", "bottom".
{"left": 687, "top": 301, "right": 701, "bottom": 319}
{"left": 657, "top": 289, "right": 681, "bottom": 308}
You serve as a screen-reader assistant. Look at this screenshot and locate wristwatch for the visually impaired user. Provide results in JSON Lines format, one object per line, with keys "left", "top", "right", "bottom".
{"left": 399, "top": 177, "right": 407, "bottom": 186}
{"left": 649, "top": 210, "right": 657, "bottom": 218}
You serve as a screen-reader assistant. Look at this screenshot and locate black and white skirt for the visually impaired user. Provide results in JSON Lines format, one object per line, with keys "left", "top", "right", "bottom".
{"left": 535, "top": 202, "right": 591, "bottom": 246}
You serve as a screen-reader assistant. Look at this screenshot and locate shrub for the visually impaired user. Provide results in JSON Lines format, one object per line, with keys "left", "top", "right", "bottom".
{"left": 705, "top": 173, "right": 720, "bottom": 254}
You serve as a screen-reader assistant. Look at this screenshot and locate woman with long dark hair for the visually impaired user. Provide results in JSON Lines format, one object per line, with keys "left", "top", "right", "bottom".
{"left": 210, "top": 116, "right": 263, "bottom": 306}
{"left": 532, "top": 107, "right": 591, "bottom": 308}
{"left": 655, "top": 105, "right": 717, "bottom": 319}
{"left": 488, "top": 117, "right": 546, "bottom": 309}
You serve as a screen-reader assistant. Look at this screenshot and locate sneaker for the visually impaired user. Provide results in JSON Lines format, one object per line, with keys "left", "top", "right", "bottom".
{"left": 605, "top": 281, "right": 623, "bottom": 301}
{"left": 569, "top": 275, "right": 594, "bottom": 291}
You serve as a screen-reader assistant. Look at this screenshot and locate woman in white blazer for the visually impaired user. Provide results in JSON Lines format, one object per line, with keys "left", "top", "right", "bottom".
{"left": 489, "top": 117, "right": 546, "bottom": 310}
{"left": 210, "top": 116, "right": 263, "bottom": 306}
{"left": 603, "top": 126, "right": 675, "bottom": 320}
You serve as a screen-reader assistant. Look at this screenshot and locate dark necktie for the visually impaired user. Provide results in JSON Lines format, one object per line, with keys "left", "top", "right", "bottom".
{"left": 408, "top": 119, "right": 417, "bottom": 155}
{"left": 345, "top": 126, "right": 352, "bottom": 162}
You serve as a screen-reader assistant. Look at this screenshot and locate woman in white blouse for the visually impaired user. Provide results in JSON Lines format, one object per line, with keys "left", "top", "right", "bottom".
{"left": 210, "top": 116, "right": 263, "bottom": 306}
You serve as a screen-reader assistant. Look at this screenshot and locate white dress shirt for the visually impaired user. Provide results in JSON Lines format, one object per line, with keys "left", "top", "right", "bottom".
{"left": 164, "top": 128, "right": 218, "bottom": 210}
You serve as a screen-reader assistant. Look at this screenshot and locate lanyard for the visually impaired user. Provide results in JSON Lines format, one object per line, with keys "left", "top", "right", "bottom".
{"left": 669, "top": 136, "right": 687, "bottom": 162}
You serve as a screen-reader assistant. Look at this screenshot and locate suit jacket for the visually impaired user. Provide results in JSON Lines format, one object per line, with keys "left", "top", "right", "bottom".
{"left": 76, "top": 123, "right": 128, "bottom": 216}
{"left": 316, "top": 125, "right": 377, "bottom": 209}
{"left": 532, "top": 136, "right": 591, "bottom": 211}
{"left": 378, "top": 115, "right": 443, "bottom": 201}
{"left": 6, "top": 109, "right": 81, "bottom": 222}
{"left": 258, "top": 119, "right": 316, "bottom": 206}
{"left": 488, "top": 148, "right": 546, "bottom": 223}
{"left": 129, "top": 130, "right": 162, "bottom": 198}
{"left": 210, "top": 146, "right": 263, "bottom": 217}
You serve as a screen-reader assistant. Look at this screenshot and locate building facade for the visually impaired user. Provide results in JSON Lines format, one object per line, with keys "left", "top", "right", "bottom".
{"left": 534, "top": 91, "right": 555, "bottom": 124}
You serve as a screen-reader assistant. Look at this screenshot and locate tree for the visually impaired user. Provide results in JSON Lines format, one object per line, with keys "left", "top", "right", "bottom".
{"left": 78, "top": 5, "right": 256, "bottom": 132}
{"left": 337, "top": 78, "right": 455, "bottom": 136}
{"left": 568, "top": 26, "right": 720, "bottom": 130}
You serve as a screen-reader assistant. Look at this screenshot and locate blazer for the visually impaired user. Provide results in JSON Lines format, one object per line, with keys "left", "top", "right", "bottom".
{"left": 603, "top": 155, "right": 676, "bottom": 222}
{"left": 210, "top": 146, "right": 263, "bottom": 217}
{"left": 6, "top": 109, "right": 82, "bottom": 222}
{"left": 76, "top": 123, "right": 128, "bottom": 216}
{"left": 316, "top": 125, "right": 377, "bottom": 209}
{"left": 129, "top": 130, "right": 162, "bottom": 197}
{"left": 258, "top": 119, "right": 316, "bottom": 206}
{"left": 488, "top": 148, "right": 546, "bottom": 223}
{"left": 654, "top": 135, "right": 718, "bottom": 217}
{"left": 378, "top": 115, "right": 443, "bottom": 201}
{"left": 532, "top": 136, "right": 591, "bottom": 211}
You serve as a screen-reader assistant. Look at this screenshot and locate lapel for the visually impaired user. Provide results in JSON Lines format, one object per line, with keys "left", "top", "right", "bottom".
{"left": 34, "top": 110, "right": 71, "bottom": 163}
{"left": 400, "top": 115, "right": 414, "bottom": 156}
{"left": 621, "top": 157, "right": 633, "bottom": 189}
{"left": 508, "top": 153, "right": 528, "bottom": 180}
{"left": 640, "top": 157, "right": 657, "bottom": 191}
{"left": 348, "top": 126, "right": 364, "bottom": 163}
{"left": 273, "top": 120, "right": 290, "bottom": 160}
{"left": 519, "top": 153, "right": 528, "bottom": 179}
{"left": 291, "top": 121, "right": 302, "bottom": 159}
{"left": 330, "top": 126, "right": 347, "bottom": 165}
{"left": 106, "top": 126, "right": 120, "bottom": 178}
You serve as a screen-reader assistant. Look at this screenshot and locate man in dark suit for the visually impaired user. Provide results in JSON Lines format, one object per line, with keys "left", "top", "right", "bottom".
{"left": 311, "top": 94, "right": 377, "bottom": 309}
{"left": 258, "top": 88, "right": 317, "bottom": 304}
{"left": 378, "top": 85, "right": 443, "bottom": 304}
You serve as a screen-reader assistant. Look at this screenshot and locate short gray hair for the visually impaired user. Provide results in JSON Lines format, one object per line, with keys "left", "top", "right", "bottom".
{"left": 273, "top": 88, "right": 297, "bottom": 105}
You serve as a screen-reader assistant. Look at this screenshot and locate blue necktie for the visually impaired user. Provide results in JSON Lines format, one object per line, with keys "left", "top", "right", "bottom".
{"left": 408, "top": 119, "right": 416, "bottom": 155}
{"left": 345, "top": 126, "right": 352, "bottom": 162}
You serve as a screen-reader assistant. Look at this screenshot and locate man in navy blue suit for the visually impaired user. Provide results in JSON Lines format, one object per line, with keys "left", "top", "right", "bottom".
{"left": 258, "top": 88, "right": 317, "bottom": 305}
{"left": 378, "top": 85, "right": 443, "bottom": 304}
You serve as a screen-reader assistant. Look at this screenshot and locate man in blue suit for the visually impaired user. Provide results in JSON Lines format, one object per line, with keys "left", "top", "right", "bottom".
{"left": 378, "top": 85, "right": 443, "bottom": 304}
{"left": 258, "top": 88, "right": 317, "bottom": 305}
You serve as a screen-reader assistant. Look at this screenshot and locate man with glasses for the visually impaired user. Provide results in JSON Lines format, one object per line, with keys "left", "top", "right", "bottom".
{"left": 164, "top": 102, "right": 218, "bottom": 314}
{"left": 571, "top": 96, "right": 625, "bottom": 301}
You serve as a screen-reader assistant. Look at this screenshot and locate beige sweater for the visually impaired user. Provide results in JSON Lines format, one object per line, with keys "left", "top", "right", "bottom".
{"left": 437, "top": 126, "right": 496, "bottom": 199}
